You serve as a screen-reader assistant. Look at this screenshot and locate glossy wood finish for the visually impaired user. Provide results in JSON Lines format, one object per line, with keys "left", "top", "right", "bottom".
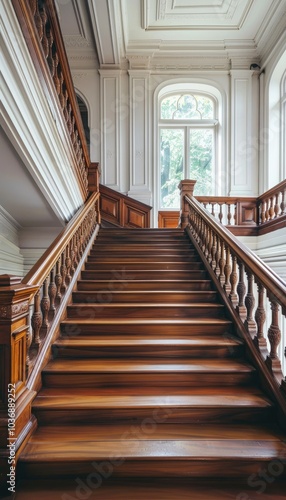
{"left": 100, "top": 184, "right": 151, "bottom": 228}
{"left": 161, "top": 180, "right": 286, "bottom": 236}
{"left": 13, "top": 478, "right": 286, "bottom": 500}
{"left": 15, "top": 228, "right": 286, "bottom": 497}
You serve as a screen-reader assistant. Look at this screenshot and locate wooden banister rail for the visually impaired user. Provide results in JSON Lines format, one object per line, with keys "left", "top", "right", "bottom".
{"left": 179, "top": 181, "right": 286, "bottom": 410}
{"left": 257, "top": 179, "right": 286, "bottom": 234}
{"left": 12, "top": 0, "right": 90, "bottom": 199}
{"left": 0, "top": 193, "right": 100, "bottom": 491}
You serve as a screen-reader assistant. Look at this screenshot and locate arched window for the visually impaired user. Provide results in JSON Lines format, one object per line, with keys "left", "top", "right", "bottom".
{"left": 159, "top": 90, "right": 219, "bottom": 208}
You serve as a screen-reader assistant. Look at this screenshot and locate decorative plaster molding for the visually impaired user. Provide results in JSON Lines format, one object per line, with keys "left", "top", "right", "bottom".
{"left": 158, "top": 0, "right": 167, "bottom": 20}
{"left": 1, "top": 1, "right": 85, "bottom": 222}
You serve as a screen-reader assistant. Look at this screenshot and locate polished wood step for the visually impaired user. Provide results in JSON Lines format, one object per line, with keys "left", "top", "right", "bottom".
{"left": 90, "top": 248, "right": 197, "bottom": 256}
{"left": 72, "top": 290, "right": 218, "bottom": 304}
{"left": 32, "top": 386, "right": 273, "bottom": 425}
{"left": 84, "top": 261, "right": 204, "bottom": 271}
{"left": 87, "top": 251, "right": 201, "bottom": 264}
{"left": 66, "top": 302, "right": 226, "bottom": 319}
{"left": 52, "top": 335, "right": 243, "bottom": 358}
{"left": 18, "top": 422, "right": 285, "bottom": 478}
{"left": 76, "top": 279, "right": 214, "bottom": 292}
{"left": 41, "top": 358, "right": 256, "bottom": 388}
{"left": 81, "top": 269, "right": 209, "bottom": 280}
{"left": 13, "top": 477, "right": 286, "bottom": 500}
{"left": 60, "top": 317, "right": 233, "bottom": 336}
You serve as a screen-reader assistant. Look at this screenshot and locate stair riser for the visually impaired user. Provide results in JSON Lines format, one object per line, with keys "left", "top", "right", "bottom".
{"left": 77, "top": 280, "right": 214, "bottom": 292}
{"left": 18, "top": 457, "right": 280, "bottom": 479}
{"left": 84, "top": 262, "right": 204, "bottom": 271}
{"left": 66, "top": 305, "right": 225, "bottom": 319}
{"left": 89, "top": 250, "right": 197, "bottom": 257}
{"left": 87, "top": 255, "right": 201, "bottom": 263}
{"left": 72, "top": 291, "right": 218, "bottom": 304}
{"left": 33, "top": 406, "right": 273, "bottom": 427}
{"left": 81, "top": 270, "right": 209, "bottom": 280}
{"left": 92, "top": 244, "right": 193, "bottom": 251}
{"left": 52, "top": 345, "right": 243, "bottom": 359}
{"left": 60, "top": 323, "right": 233, "bottom": 337}
{"left": 42, "top": 372, "right": 255, "bottom": 388}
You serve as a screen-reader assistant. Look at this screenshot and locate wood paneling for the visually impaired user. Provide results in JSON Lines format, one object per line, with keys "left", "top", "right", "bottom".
{"left": 100, "top": 184, "right": 151, "bottom": 228}
{"left": 158, "top": 211, "right": 180, "bottom": 228}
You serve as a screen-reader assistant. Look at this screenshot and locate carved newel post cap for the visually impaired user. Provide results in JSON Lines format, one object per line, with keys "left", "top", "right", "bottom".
{"left": 178, "top": 179, "right": 197, "bottom": 196}
{"left": 0, "top": 274, "right": 22, "bottom": 287}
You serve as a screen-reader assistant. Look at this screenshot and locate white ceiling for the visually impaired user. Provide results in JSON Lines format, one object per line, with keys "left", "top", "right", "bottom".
{"left": 57, "top": 0, "right": 286, "bottom": 69}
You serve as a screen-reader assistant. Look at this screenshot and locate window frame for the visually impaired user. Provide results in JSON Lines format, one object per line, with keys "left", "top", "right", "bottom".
{"left": 158, "top": 91, "right": 219, "bottom": 209}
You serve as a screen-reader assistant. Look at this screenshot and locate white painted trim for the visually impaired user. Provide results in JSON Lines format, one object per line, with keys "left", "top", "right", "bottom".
{"left": 1, "top": 1, "right": 85, "bottom": 223}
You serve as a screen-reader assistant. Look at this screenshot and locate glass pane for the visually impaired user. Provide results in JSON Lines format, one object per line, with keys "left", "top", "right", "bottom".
{"left": 161, "top": 94, "right": 214, "bottom": 120}
{"left": 160, "top": 95, "right": 180, "bottom": 119}
{"left": 160, "top": 129, "right": 184, "bottom": 208}
{"left": 189, "top": 129, "right": 213, "bottom": 195}
{"left": 174, "top": 95, "right": 201, "bottom": 119}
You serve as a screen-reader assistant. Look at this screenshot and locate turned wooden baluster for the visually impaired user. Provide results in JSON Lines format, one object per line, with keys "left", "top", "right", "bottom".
{"left": 227, "top": 204, "right": 232, "bottom": 225}
{"left": 219, "top": 239, "right": 226, "bottom": 286}
{"left": 280, "top": 188, "right": 285, "bottom": 215}
{"left": 207, "top": 227, "right": 213, "bottom": 264}
{"left": 211, "top": 232, "right": 217, "bottom": 271}
{"left": 266, "top": 299, "right": 283, "bottom": 381}
{"left": 215, "top": 235, "right": 221, "bottom": 278}
{"left": 244, "top": 271, "right": 256, "bottom": 338}
{"left": 204, "top": 225, "right": 209, "bottom": 260}
{"left": 218, "top": 204, "right": 223, "bottom": 224}
{"left": 70, "top": 237, "right": 76, "bottom": 276}
{"left": 31, "top": 289, "right": 42, "bottom": 346}
{"left": 269, "top": 196, "right": 275, "bottom": 220}
{"left": 273, "top": 193, "right": 280, "bottom": 218}
{"left": 40, "top": 277, "right": 50, "bottom": 331}
{"left": 40, "top": 6, "right": 49, "bottom": 58}
{"left": 236, "top": 262, "right": 247, "bottom": 321}
{"left": 265, "top": 198, "right": 270, "bottom": 222}
{"left": 29, "top": 0, "right": 37, "bottom": 16}
{"left": 53, "top": 53, "right": 60, "bottom": 95}
{"left": 34, "top": 1, "right": 43, "bottom": 41}
{"left": 229, "top": 254, "right": 238, "bottom": 306}
{"left": 55, "top": 257, "right": 62, "bottom": 302}
{"left": 254, "top": 281, "right": 267, "bottom": 357}
{"left": 260, "top": 200, "right": 266, "bottom": 224}
{"left": 65, "top": 243, "right": 72, "bottom": 285}
{"left": 211, "top": 203, "right": 215, "bottom": 217}
{"left": 60, "top": 249, "right": 67, "bottom": 294}
{"left": 224, "top": 246, "right": 231, "bottom": 294}
{"left": 48, "top": 266, "right": 57, "bottom": 318}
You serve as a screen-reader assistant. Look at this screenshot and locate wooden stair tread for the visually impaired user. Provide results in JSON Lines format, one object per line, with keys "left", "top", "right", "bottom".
{"left": 61, "top": 318, "right": 231, "bottom": 325}
{"left": 34, "top": 387, "right": 271, "bottom": 408}
{"left": 19, "top": 438, "right": 286, "bottom": 462}
{"left": 54, "top": 336, "right": 242, "bottom": 347}
{"left": 43, "top": 358, "right": 254, "bottom": 373}
{"left": 24, "top": 422, "right": 284, "bottom": 442}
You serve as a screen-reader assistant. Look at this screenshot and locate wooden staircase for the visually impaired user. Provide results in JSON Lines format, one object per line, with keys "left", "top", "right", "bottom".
{"left": 15, "top": 228, "right": 286, "bottom": 499}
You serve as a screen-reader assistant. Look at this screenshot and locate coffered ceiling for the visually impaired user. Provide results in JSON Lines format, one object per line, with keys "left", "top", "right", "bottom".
{"left": 57, "top": 0, "right": 286, "bottom": 69}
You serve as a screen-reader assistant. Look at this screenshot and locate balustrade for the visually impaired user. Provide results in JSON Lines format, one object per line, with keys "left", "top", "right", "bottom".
{"left": 179, "top": 180, "right": 286, "bottom": 396}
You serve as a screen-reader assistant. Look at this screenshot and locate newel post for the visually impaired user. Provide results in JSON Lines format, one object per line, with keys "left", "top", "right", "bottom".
{"left": 178, "top": 179, "right": 197, "bottom": 229}
{"left": 0, "top": 275, "right": 37, "bottom": 494}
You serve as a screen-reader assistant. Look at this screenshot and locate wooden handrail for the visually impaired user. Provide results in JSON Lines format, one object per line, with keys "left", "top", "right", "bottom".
{"left": 0, "top": 192, "right": 100, "bottom": 490}
{"left": 186, "top": 195, "right": 286, "bottom": 305}
{"left": 180, "top": 182, "right": 286, "bottom": 407}
{"left": 23, "top": 192, "right": 99, "bottom": 286}
{"left": 12, "top": 0, "right": 90, "bottom": 199}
